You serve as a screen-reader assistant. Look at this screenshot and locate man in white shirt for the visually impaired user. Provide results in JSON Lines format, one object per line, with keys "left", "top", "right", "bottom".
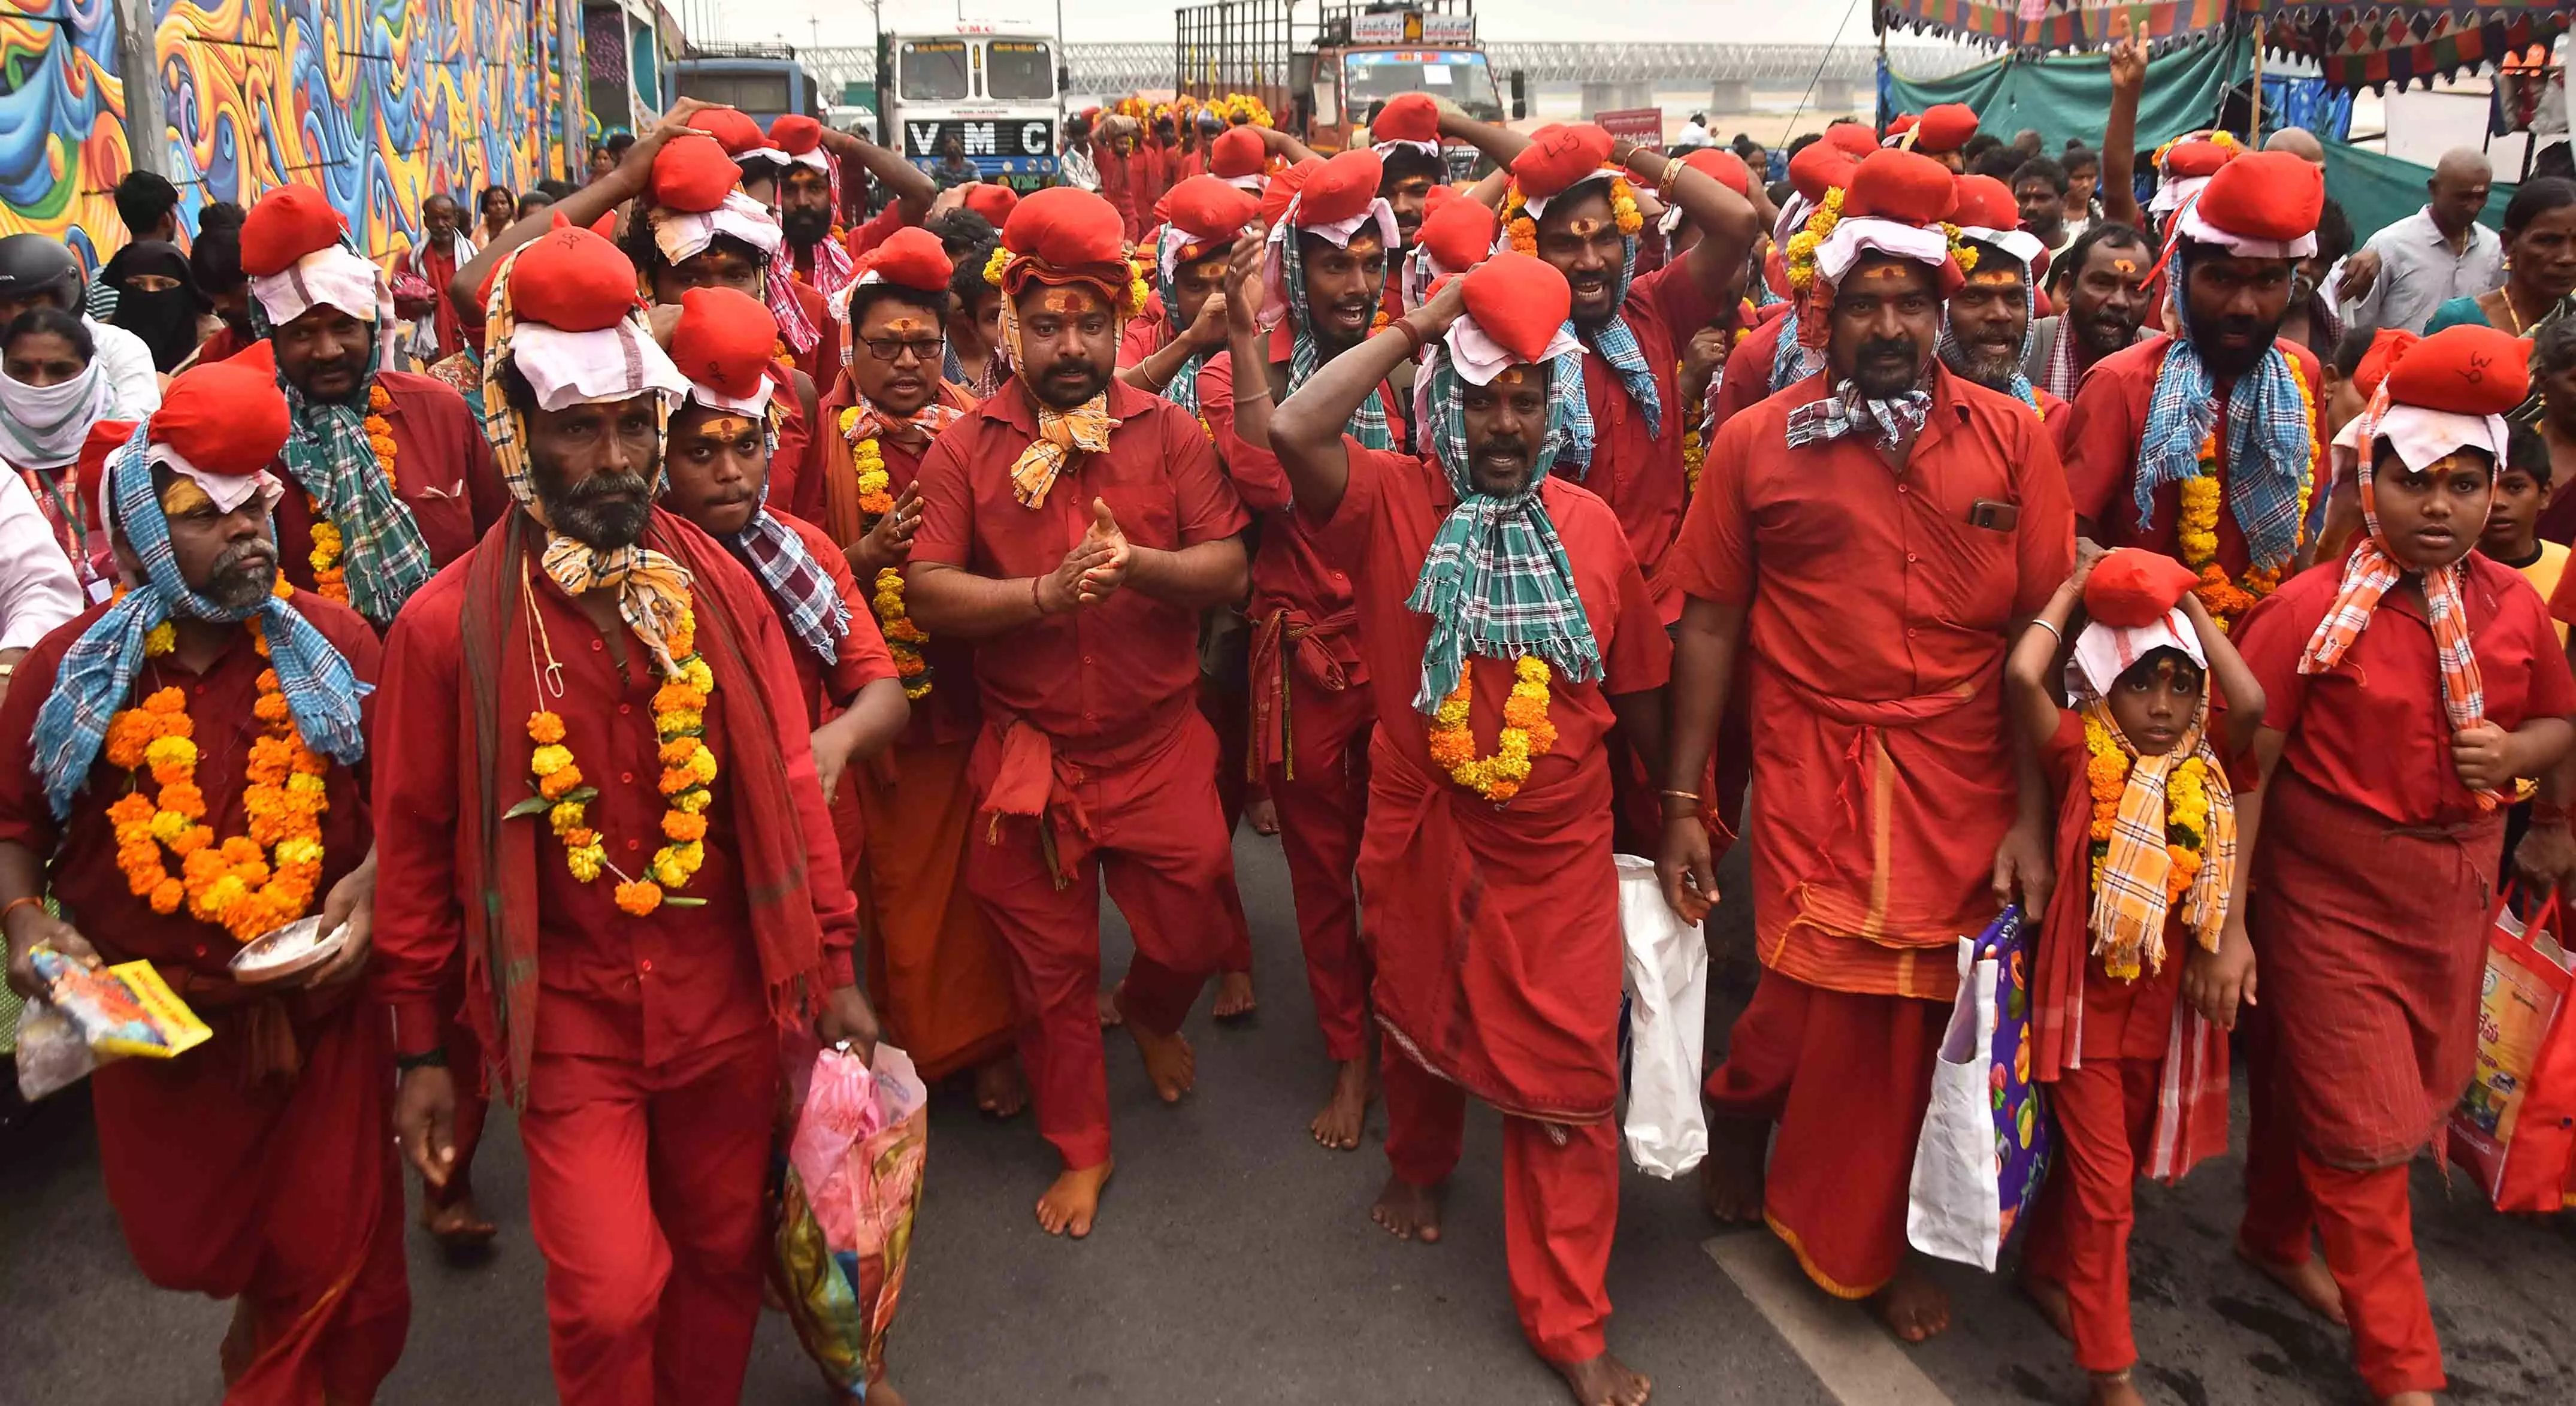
{"left": 2342, "top": 149, "right": 2506, "bottom": 335}
{"left": 1677, "top": 112, "right": 1711, "bottom": 150}
{"left": 1060, "top": 113, "right": 1102, "bottom": 192}
{"left": 0, "top": 472, "right": 84, "bottom": 707}
{"left": 0, "top": 234, "right": 161, "bottom": 416}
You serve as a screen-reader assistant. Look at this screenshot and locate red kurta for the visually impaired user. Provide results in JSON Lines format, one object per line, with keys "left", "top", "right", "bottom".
{"left": 1307, "top": 442, "right": 1668, "bottom": 1363}
{"left": 270, "top": 370, "right": 510, "bottom": 605}
{"left": 909, "top": 377, "right": 1251, "bottom": 1166}
{"left": 1552, "top": 259, "right": 1723, "bottom": 622}
{"left": 2060, "top": 334, "right": 2327, "bottom": 576}
{"left": 781, "top": 276, "right": 845, "bottom": 391}
{"left": 0, "top": 596, "right": 407, "bottom": 1403}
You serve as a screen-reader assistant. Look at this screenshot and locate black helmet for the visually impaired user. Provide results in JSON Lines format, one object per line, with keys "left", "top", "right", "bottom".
{"left": 0, "top": 234, "right": 82, "bottom": 310}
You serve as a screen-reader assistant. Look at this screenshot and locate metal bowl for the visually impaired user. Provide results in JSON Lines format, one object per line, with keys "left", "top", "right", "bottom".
{"left": 228, "top": 917, "right": 348, "bottom": 984}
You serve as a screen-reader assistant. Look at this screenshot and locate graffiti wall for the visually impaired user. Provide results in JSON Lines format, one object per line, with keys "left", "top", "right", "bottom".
{"left": 1, "top": 0, "right": 585, "bottom": 270}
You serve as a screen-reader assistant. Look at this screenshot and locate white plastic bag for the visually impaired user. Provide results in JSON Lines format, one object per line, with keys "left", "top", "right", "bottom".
{"left": 1906, "top": 906, "right": 2051, "bottom": 1271}
{"left": 1614, "top": 853, "right": 1707, "bottom": 1178}
{"left": 15, "top": 997, "right": 99, "bottom": 1101}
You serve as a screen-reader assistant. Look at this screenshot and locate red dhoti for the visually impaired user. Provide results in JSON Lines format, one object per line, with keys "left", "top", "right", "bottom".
{"left": 1382, "top": 1039, "right": 1620, "bottom": 1363}
{"left": 519, "top": 1029, "right": 779, "bottom": 1406}
{"left": 2235, "top": 766, "right": 2490, "bottom": 1398}
{"left": 2021, "top": 1058, "right": 2161, "bottom": 1371}
{"left": 1703, "top": 972, "right": 1943, "bottom": 1298}
{"left": 91, "top": 993, "right": 410, "bottom": 1404}
{"left": 1250, "top": 608, "right": 1374, "bottom": 1062}
{"left": 854, "top": 737, "right": 1018, "bottom": 1082}
{"left": 967, "top": 712, "right": 1235, "bottom": 1169}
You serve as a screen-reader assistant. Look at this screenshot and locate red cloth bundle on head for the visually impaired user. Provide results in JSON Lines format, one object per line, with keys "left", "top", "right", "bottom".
{"left": 1295, "top": 148, "right": 1387, "bottom": 228}
{"left": 689, "top": 106, "right": 769, "bottom": 158}
{"left": 997, "top": 185, "right": 1138, "bottom": 325}
{"left": 770, "top": 114, "right": 824, "bottom": 155}
{"left": 509, "top": 226, "right": 643, "bottom": 332}
{"left": 669, "top": 286, "right": 779, "bottom": 413}
{"left": 962, "top": 183, "right": 1020, "bottom": 225}
{"left": 859, "top": 226, "right": 956, "bottom": 294}
{"left": 1509, "top": 122, "right": 1616, "bottom": 204}
{"left": 1420, "top": 197, "right": 1498, "bottom": 274}
{"left": 2085, "top": 549, "right": 2201, "bottom": 628}
{"left": 1371, "top": 92, "right": 1441, "bottom": 149}
{"left": 2182, "top": 150, "right": 2324, "bottom": 259}
{"left": 1788, "top": 142, "right": 1858, "bottom": 205}
{"left": 1682, "top": 147, "right": 1753, "bottom": 196}
{"left": 153, "top": 359, "right": 293, "bottom": 476}
{"left": 1459, "top": 253, "right": 1573, "bottom": 367}
{"left": 1825, "top": 123, "right": 1882, "bottom": 158}
{"left": 1261, "top": 158, "right": 1322, "bottom": 229}
{"left": 652, "top": 134, "right": 746, "bottom": 214}
{"left": 1211, "top": 125, "right": 1269, "bottom": 186}
{"left": 238, "top": 185, "right": 349, "bottom": 278}
{"left": 1912, "top": 103, "right": 1979, "bottom": 156}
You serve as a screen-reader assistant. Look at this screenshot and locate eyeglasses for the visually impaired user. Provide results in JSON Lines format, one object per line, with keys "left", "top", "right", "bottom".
{"left": 860, "top": 337, "right": 945, "bottom": 364}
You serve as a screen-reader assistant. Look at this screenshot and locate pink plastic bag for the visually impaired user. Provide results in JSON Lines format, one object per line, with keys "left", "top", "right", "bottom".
{"left": 772, "top": 1041, "right": 929, "bottom": 1398}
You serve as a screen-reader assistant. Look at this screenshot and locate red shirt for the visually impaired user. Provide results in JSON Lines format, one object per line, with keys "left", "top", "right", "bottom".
{"left": 1307, "top": 445, "right": 1670, "bottom": 787}
{"left": 2239, "top": 552, "right": 2576, "bottom": 828}
{"left": 370, "top": 531, "right": 855, "bottom": 1066}
{"left": 1555, "top": 258, "right": 1726, "bottom": 621}
{"left": 909, "top": 378, "right": 1250, "bottom": 764}
{"left": 1214, "top": 357, "right": 1369, "bottom": 685}
{"left": 0, "top": 595, "right": 380, "bottom": 984}
{"left": 270, "top": 371, "right": 510, "bottom": 607}
{"left": 766, "top": 360, "right": 820, "bottom": 524}
{"left": 189, "top": 325, "right": 247, "bottom": 368}
{"left": 781, "top": 277, "right": 844, "bottom": 392}
{"left": 2061, "top": 334, "right": 2326, "bottom": 577}
{"left": 1666, "top": 366, "right": 2075, "bottom": 992}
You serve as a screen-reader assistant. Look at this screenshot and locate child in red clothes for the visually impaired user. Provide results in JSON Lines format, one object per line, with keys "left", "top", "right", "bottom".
{"left": 2005, "top": 546, "right": 2263, "bottom": 1406}
{"left": 2231, "top": 325, "right": 2576, "bottom": 1406}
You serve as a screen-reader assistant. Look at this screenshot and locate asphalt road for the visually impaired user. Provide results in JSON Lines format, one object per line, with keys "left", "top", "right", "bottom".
{"left": 5, "top": 832, "right": 2574, "bottom": 1404}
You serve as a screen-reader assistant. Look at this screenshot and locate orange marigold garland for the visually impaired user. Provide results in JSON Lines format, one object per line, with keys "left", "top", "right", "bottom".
{"left": 840, "top": 412, "right": 932, "bottom": 699}
{"left": 2175, "top": 362, "right": 2320, "bottom": 631}
{"left": 522, "top": 608, "right": 719, "bottom": 917}
{"left": 307, "top": 384, "right": 399, "bottom": 603}
{"left": 104, "top": 621, "right": 328, "bottom": 939}
{"left": 1426, "top": 656, "right": 1558, "bottom": 803}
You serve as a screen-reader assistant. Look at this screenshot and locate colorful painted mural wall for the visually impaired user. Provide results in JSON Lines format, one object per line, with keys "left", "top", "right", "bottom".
{"left": 2, "top": 0, "right": 586, "bottom": 270}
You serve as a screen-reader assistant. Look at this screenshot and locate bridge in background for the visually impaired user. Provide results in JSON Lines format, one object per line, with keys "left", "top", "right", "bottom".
{"left": 802, "top": 41, "right": 1988, "bottom": 113}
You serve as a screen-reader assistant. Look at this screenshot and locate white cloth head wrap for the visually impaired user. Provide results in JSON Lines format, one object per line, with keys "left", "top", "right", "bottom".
{"left": 2069, "top": 608, "right": 2208, "bottom": 700}
{"left": 650, "top": 192, "right": 786, "bottom": 268}
{"left": 506, "top": 321, "right": 691, "bottom": 413}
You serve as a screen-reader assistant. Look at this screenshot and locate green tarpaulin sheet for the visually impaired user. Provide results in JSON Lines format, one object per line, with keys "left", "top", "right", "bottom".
{"left": 1880, "top": 36, "right": 2252, "bottom": 154}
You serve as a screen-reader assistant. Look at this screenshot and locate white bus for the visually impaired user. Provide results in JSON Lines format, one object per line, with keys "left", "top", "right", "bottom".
{"left": 885, "top": 26, "right": 1061, "bottom": 191}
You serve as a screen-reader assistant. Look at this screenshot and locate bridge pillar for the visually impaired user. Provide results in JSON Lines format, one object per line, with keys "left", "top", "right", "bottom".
{"left": 1708, "top": 79, "right": 1753, "bottom": 116}
{"left": 1580, "top": 81, "right": 1616, "bottom": 117}
{"left": 1812, "top": 77, "right": 1856, "bottom": 115}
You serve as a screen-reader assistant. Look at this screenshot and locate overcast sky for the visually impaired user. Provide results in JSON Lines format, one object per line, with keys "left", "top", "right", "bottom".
{"left": 698, "top": 0, "right": 1877, "bottom": 49}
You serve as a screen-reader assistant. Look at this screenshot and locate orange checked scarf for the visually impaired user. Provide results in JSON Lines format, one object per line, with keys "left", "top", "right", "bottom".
{"left": 996, "top": 256, "right": 1130, "bottom": 509}
{"left": 2297, "top": 387, "right": 2498, "bottom": 809}
{"left": 2081, "top": 694, "right": 2236, "bottom": 977}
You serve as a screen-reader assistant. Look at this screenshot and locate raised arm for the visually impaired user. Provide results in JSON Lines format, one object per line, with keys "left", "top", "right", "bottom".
{"left": 2097, "top": 31, "right": 2147, "bottom": 234}
{"left": 1613, "top": 138, "right": 1760, "bottom": 306}
{"left": 1259, "top": 125, "right": 1321, "bottom": 167}
{"left": 1272, "top": 275, "right": 1464, "bottom": 518}
{"left": 2176, "top": 591, "right": 2266, "bottom": 758}
{"left": 2004, "top": 548, "right": 2100, "bottom": 754}
{"left": 452, "top": 99, "right": 713, "bottom": 312}
{"left": 820, "top": 126, "right": 936, "bottom": 228}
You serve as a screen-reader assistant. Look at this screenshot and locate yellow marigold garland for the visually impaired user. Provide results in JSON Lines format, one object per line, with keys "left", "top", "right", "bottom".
{"left": 104, "top": 622, "right": 328, "bottom": 941}
{"left": 1426, "top": 656, "right": 1558, "bottom": 803}
{"left": 308, "top": 384, "right": 398, "bottom": 603}
{"left": 2082, "top": 712, "right": 2212, "bottom": 980}
{"left": 525, "top": 609, "right": 719, "bottom": 917}
{"left": 2175, "top": 362, "right": 2319, "bottom": 631}
{"left": 839, "top": 410, "right": 932, "bottom": 700}
{"left": 1783, "top": 188, "right": 1845, "bottom": 291}
{"left": 1609, "top": 177, "right": 1644, "bottom": 237}
{"left": 982, "top": 246, "right": 1010, "bottom": 288}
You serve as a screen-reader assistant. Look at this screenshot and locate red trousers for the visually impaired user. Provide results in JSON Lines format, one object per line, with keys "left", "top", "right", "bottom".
{"left": 1704, "top": 970, "right": 1942, "bottom": 1298}
{"left": 1265, "top": 670, "right": 1374, "bottom": 1062}
{"left": 92, "top": 994, "right": 409, "bottom": 1404}
{"left": 1383, "top": 1036, "right": 1619, "bottom": 1364}
{"left": 969, "top": 713, "right": 1235, "bottom": 1168}
{"left": 2240, "top": 1007, "right": 2446, "bottom": 1398}
{"left": 2022, "top": 1057, "right": 2161, "bottom": 1372}
{"left": 427, "top": 972, "right": 489, "bottom": 1212}
{"left": 1198, "top": 657, "right": 1256, "bottom": 970}
{"left": 519, "top": 1030, "right": 779, "bottom": 1406}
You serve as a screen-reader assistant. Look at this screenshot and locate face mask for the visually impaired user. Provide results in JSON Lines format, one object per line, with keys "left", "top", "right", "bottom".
{"left": 0, "top": 361, "right": 111, "bottom": 468}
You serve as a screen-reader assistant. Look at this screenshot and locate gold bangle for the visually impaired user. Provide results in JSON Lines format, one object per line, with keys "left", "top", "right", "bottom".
{"left": 1659, "top": 788, "right": 1702, "bottom": 803}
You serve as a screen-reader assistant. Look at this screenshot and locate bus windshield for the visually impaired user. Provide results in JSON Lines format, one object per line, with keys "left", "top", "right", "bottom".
{"left": 899, "top": 40, "right": 970, "bottom": 102}
{"left": 673, "top": 68, "right": 793, "bottom": 116}
{"left": 987, "top": 40, "right": 1054, "bottom": 101}
{"left": 1343, "top": 51, "right": 1502, "bottom": 120}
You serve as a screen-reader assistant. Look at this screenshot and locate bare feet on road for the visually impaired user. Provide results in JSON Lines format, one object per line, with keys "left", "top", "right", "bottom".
{"left": 2235, "top": 1239, "right": 2348, "bottom": 1326}
{"left": 1036, "top": 1160, "right": 1114, "bottom": 1237}
{"left": 1872, "top": 1261, "right": 1952, "bottom": 1342}
{"left": 1309, "top": 1056, "right": 1372, "bottom": 1150}
{"left": 1213, "top": 969, "right": 1257, "bottom": 1020}
{"left": 1698, "top": 1119, "right": 1768, "bottom": 1224}
{"left": 973, "top": 1054, "right": 1028, "bottom": 1119}
{"left": 1370, "top": 1172, "right": 1445, "bottom": 1243}
{"left": 1555, "top": 1352, "right": 1652, "bottom": 1406}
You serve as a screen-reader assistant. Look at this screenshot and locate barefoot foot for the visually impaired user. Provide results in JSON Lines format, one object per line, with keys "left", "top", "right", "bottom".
{"left": 2087, "top": 1370, "right": 2146, "bottom": 1406}
{"left": 2018, "top": 1269, "right": 2074, "bottom": 1342}
{"left": 1553, "top": 1351, "right": 1652, "bottom": 1406}
{"left": 2234, "top": 1240, "right": 2348, "bottom": 1326}
{"left": 1097, "top": 979, "right": 1126, "bottom": 1029}
{"left": 1871, "top": 1261, "right": 1952, "bottom": 1343}
{"left": 973, "top": 1054, "right": 1029, "bottom": 1120}
{"left": 1122, "top": 1011, "right": 1197, "bottom": 1103}
{"left": 1035, "top": 1160, "right": 1114, "bottom": 1237}
{"left": 1308, "top": 1055, "right": 1373, "bottom": 1150}
{"left": 1370, "top": 1172, "right": 1445, "bottom": 1242}
{"left": 1213, "top": 969, "right": 1257, "bottom": 1021}
{"left": 1698, "top": 1117, "right": 1768, "bottom": 1224}
{"left": 1247, "top": 795, "right": 1281, "bottom": 836}
{"left": 866, "top": 1384, "right": 908, "bottom": 1406}
{"left": 2383, "top": 1393, "right": 2436, "bottom": 1406}
{"left": 420, "top": 1191, "right": 498, "bottom": 1255}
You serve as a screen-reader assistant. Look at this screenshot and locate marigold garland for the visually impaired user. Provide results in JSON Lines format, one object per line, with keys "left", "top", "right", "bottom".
{"left": 1609, "top": 177, "right": 1644, "bottom": 237}
{"left": 2082, "top": 712, "right": 2212, "bottom": 980}
{"left": 1784, "top": 188, "right": 1845, "bottom": 291}
{"left": 104, "top": 622, "right": 328, "bottom": 941}
{"left": 839, "top": 412, "right": 932, "bottom": 699}
{"left": 982, "top": 246, "right": 1010, "bottom": 289}
{"left": 307, "top": 384, "right": 398, "bottom": 603}
{"left": 1503, "top": 185, "right": 1538, "bottom": 257}
{"left": 1426, "top": 656, "right": 1558, "bottom": 803}
{"left": 2175, "top": 362, "right": 2319, "bottom": 631}
{"left": 526, "top": 608, "right": 719, "bottom": 917}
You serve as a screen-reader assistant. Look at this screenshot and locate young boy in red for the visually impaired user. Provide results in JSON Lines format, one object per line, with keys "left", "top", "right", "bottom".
{"left": 2005, "top": 546, "right": 2263, "bottom": 1406}
{"left": 2231, "top": 324, "right": 2576, "bottom": 1406}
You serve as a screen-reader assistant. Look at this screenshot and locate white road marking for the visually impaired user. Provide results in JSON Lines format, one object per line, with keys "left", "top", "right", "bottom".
{"left": 1704, "top": 1235, "right": 1959, "bottom": 1406}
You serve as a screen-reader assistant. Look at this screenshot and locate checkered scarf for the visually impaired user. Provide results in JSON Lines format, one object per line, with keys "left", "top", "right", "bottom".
{"left": 2136, "top": 248, "right": 2314, "bottom": 572}
{"left": 1770, "top": 318, "right": 1827, "bottom": 394}
{"left": 802, "top": 232, "right": 857, "bottom": 307}
{"left": 1406, "top": 350, "right": 1601, "bottom": 713}
{"left": 1783, "top": 379, "right": 1932, "bottom": 453}
{"left": 31, "top": 424, "right": 368, "bottom": 821}
{"left": 273, "top": 364, "right": 437, "bottom": 625}
{"left": 722, "top": 401, "right": 847, "bottom": 664}
{"left": 2037, "top": 315, "right": 2086, "bottom": 404}
{"left": 480, "top": 250, "right": 697, "bottom": 675}
{"left": 2078, "top": 692, "right": 2235, "bottom": 980}
{"left": 1574, "top": 234, "right": 1662, "bottom": 434}
{"left": 1276, "top": 227, "right": 1393, "bottom": 449}
{"left": 2298, "top": 388, "right": 2499, "bottom": 809}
